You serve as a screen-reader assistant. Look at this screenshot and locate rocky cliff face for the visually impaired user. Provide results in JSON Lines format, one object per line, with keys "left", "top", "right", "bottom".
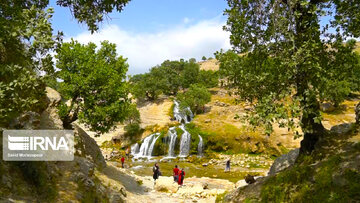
{"left": 0, "top": 87, "right": 126, "bottom": 202}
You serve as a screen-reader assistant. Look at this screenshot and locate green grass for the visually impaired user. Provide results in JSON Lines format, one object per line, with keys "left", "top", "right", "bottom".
{"left": 260, "top": 154, "right": 360, "bottom": 202}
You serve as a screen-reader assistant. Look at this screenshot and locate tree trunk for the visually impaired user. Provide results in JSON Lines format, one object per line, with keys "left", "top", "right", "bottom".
{"left": 293, "top": 1, "right": 325, "bottom": 154}
{"left": 298, "top": 93, "right": 326, "bottom": 154}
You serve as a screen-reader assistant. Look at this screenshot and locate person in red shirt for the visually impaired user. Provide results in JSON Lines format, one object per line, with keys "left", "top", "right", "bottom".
{"left": 178, "top": 168, "right": 185, "bottom": 186}
{"left": 173, "top": 165, "right": 179, "bottom": 182}
{"left": 121, "top": 156, "right": 125, "bottom": 168}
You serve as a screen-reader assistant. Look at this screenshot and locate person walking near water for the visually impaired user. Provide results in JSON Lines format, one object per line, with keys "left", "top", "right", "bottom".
{"left": 121, "top": 156, "right": 125, "bottom": 168}
{"left": 173, "top": 165, "right": 179, "bottom": 182}
{"left": 225, "top": 159, "right": 231, "bottom": 172}
{"left": 178, "top": 168, "right": 185, "bottom": 186}
{"left": 153, "top": 163, "right": 160, "bottom": 185}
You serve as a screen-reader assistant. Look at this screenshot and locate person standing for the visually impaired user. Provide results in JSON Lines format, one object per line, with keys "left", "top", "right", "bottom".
{"left": 153, "top": 163, "right": 160, "bottom": 185}
{"left": 225, "top": 159, "right": 231, "bottom": 172}
{"left": 121, "top": 156, "right": 125, "bottom": 168}
{"left": 178, "top": 168, "right": 185, "bottom": 186}
{"left": 125, "top": 147, "right": 130, "bottom": 158}
{"left": 173, "top": 165, "right": 179, "bottom": 182}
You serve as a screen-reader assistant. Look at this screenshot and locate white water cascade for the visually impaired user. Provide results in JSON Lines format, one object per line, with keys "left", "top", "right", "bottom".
{"left": 173, "top": 100, "right": 193, "bottom": 123}
{"left": 132, "top": 133, "right": 160, "bottom": 158}
{"left": 173, "top": 100, "right": 194, "bottom": 157}
{"left": 198, "top": 135, "right": 203, "bottom": 157}
{"left": 178, "top": 124, "right": 191, "bottom": 157}
{"left": 166, "top": 127, "right": 177, "bottom": 157}
{"left": 131, "top": 143, "right": 139, "bottom": 155}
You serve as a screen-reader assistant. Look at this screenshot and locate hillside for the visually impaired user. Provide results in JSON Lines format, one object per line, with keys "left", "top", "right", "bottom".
{"left": 223, "top": 122, "right": 360, "bottom": 202}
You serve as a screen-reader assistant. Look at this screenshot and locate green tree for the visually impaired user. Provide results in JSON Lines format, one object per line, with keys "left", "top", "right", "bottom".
{"left": 0, "top": 2, "right": 59, "bottom": 127}
{"left": 129, "top": 71, "right": 164, "bottom": 101}
{"left": 125, "top": 104, "right": 141, "bottom": 124}
{"left": 198, "top": 70, "right": 219, "bottom": 88}
{"left": 56, "top": 40, "right": 130, "bottom": 135}
{"left": 181, "top": 61, "right": 200, "bottom": 88}
{"left": 202, "top": 56, "right": 207, "bottom": 61}
{"left": 219, "top": 0, "right": 360, "bottom": 153}
{"left": 177, "top": 84, "right": 211, "bottom": 114}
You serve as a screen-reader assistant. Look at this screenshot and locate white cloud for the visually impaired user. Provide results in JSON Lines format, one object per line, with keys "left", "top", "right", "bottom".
{"left": 66, "top": 17, "right": 231, "bottom": 74}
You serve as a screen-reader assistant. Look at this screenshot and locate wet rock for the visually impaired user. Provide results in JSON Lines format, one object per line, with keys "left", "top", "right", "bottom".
{"left": 268, "top": 148, "right": 299, "bottom": 175}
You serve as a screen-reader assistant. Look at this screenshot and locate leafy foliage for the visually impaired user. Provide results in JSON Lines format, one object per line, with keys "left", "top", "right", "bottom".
{"left": 130, "top": 59, "right": 218, "bottom": 101}
{"left": 56, "top": 0, "right": 130, "bottom": 32}
{"left": 219, "top": 0, "right": 360, "bottom": 152}
{"left": 177, "top": 84, "right": 211, "bottom": 114}
{"left": 56, "top": 40, "right": 131, "bottom": 135}
{"left": 0, "top": 2, "right": 60, "bottom": 127}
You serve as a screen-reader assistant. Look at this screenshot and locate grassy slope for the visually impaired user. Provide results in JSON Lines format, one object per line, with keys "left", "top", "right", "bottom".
{"left": 223, "top": 125, "right": 360, "bottom": 203}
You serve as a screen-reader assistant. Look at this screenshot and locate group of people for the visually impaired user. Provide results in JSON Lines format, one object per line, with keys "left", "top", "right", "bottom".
{"left": 152, "top": 163, "right": 186, "bottom": 186}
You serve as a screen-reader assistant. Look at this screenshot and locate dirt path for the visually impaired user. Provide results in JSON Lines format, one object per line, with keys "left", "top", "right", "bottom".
{"left": 98, "top": 162, "right": 221, "bottom": 203}
{"left": 100, "top": 162, "right": 216, "bottom": 203}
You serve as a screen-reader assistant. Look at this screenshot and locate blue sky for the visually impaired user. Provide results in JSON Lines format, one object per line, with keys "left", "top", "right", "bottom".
{"left": 49, "top": 0, "right": 231, "bottom": 74}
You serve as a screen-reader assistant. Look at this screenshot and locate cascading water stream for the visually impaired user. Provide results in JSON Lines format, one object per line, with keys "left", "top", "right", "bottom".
{"left": 179, "top": 124, "right": 191, "bottom": 157}
{"left": 147, "top": 133, "right": 160, "bottom": 157}
{"left": 132, "top": 133, "right": 160, "bottom": 158}
{"left": 173, "top": 100, "right": 194, "bottom": 157}
{"left": 131, "top": 143, "right": 139, "bottom": 155}
{"left": 132, "top": 100, "right": 202, "bottom": 159}
{"left": 167, "top": 127, "right": 177, "bottom": 157}
{"left": 198, "top": 135, "right": 203, "bottom": 157}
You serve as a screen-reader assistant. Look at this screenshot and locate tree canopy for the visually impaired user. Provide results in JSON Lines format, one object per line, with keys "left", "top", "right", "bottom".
{"left": 218, "top": 0, "right": 360, "bottom": 153}
{"left": 130, "top": 59, "right": 218, "bottom": 101}
{"left": 176, "top": 84, "right": 211, "bottom": 114}
{"left": 56, "top": 40, "right": 131, "bottom": 135}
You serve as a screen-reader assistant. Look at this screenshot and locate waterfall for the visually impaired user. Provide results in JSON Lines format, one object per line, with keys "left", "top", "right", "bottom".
{"left": 166, "top": 127, "right": 177, "bottom": 157}
{"left": 135, "top": 134, "right": 154, "bottom": 158}
{"left": 179, "top": 124, "right": 191, "bottom": 157}
{"left": 131, "top": 143, "right": 139, "bottom": 155}
{"left": 173, "top": 100, "right": 193, "bottom": 123}
{"left": 147, "top": 133, "right": 160, "bottom": 157}
{"left": 133, "top": 133, "right": 160, "bottom": 158}
{"left": 198, "top": 135, "right": 203, "bottom": 156}
{"left": 173, "top": 100, "right": 194, "bottom": 157}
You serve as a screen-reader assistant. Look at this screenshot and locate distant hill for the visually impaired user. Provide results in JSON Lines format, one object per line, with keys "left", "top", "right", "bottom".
{"left": 198, "top": 58, "right": 219, "bottom": 71}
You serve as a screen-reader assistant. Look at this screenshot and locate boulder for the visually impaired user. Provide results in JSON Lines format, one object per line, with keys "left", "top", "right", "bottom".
{"left": 330, "top": 123, "right": 354, "bottom": 135}
{"left": 235, "top": 179, "right": 247, "bottom": 188}
{"left": 9, "top": 111, "right": 40, "bottom": 129}
{"left": 268, "top": 148, "right": 299, "bottom": 176}
{"left": 245, "top": 174, "right": 256, "bottom": 184}
{"left": 45, "top": 87, "right": 61, "bottom": 107}
{"left": 154, "top": 177, "right": 179, "bottom": 193}
{"left": 73, "top": 123, "right": 106, "bottom": 168}
{"left": 39, "top": 87, "right": 63, "bottom": 129}
{"left": 320, "top": 102, "right": 335, "bottom": 112}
